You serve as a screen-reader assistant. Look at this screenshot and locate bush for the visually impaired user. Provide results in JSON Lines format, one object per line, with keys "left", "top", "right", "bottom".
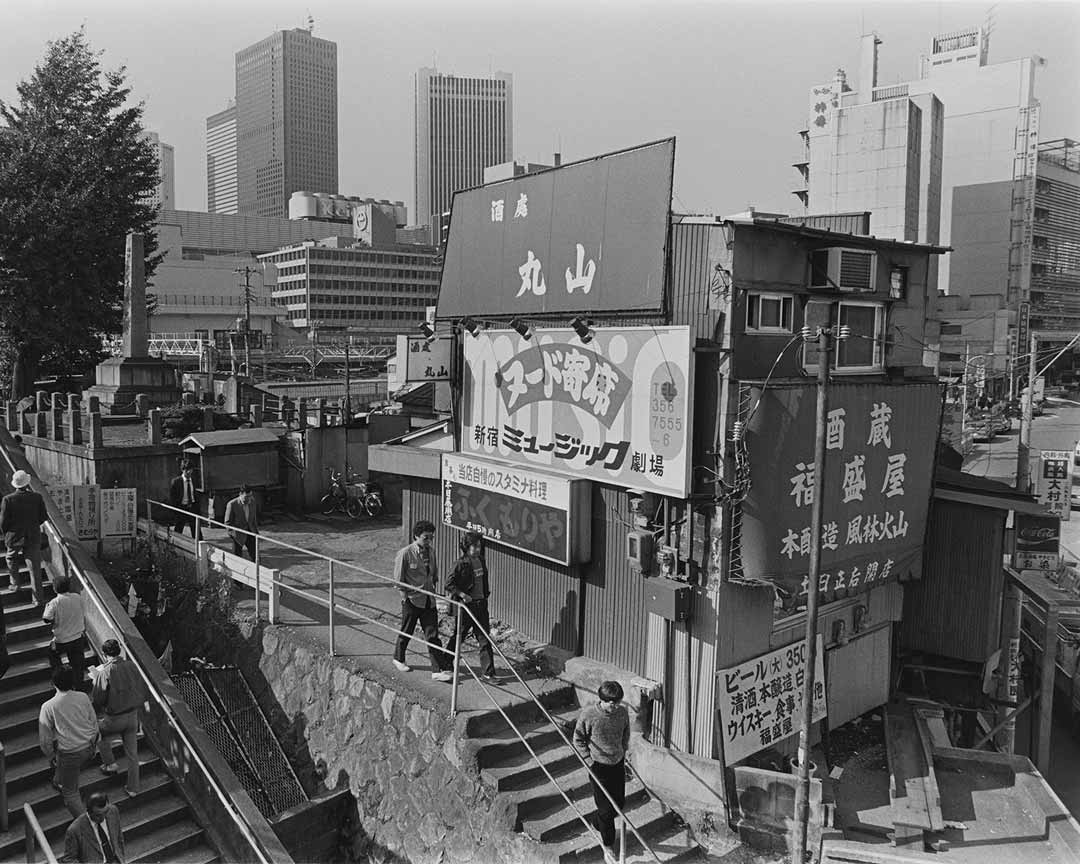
{"left": 160, "top": 405, "right": 242, "bottom": 441}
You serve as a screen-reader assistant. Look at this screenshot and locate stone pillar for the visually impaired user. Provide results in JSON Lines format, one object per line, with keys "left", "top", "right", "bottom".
{"left": 315, "top": 398, "right": 326, "bottom": 428}
{"left": 34, "top": 412, "right": 47, "bottom": 437}
{"left": 69, "top": 407, "right": 82, "bottom": 445}
{"left": 202, "top": 406, "right": 214, "bottom": 432}
{"left": 261, "top": 393, "right": 268, "bottom": 423}
{"left": 67, "top": 394, "right": 80, "bottom": 412}
{"left": 182, "top": 391, "right": 196, "bottom": 407}
{"left": 135, "top": 393, "right": 149, "bottom": 418}
{"left": 122, "top": 232, "right": 148, "bottom": 358}
{"left": 89, "top": 412, "right": 103, "bottom": 448}
{"left": 149, "top": 408, "right": 163, "bottom": 445}
{"left": 5, "top": 402, "right": 17, "bottom": 430}
{"left": 298, "top": 398, "right": 308, "bottom": 429}
{"left": 249, "top": 404, "right": 262, "bottom": 427}
{"left": 36, "top": 391, "right": 49, "bottom": 412}
{"left": 50, "top": 406, "right": 64, "bottom": 441}
{"left": 87, "top": 396, "right": 100, "bottom": 414}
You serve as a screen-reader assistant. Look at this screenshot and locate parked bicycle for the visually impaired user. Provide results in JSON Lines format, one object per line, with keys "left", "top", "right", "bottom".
{"left": 320, "top": 468, "right": 384, "bottom": 519}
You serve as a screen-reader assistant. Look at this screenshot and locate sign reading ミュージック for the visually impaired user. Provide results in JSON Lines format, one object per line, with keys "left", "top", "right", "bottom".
{"left": 740, "top": 383, "right": 942, "bottom": 609}
{"left": 461, "top": 326, "right": 693, "bottom": 497}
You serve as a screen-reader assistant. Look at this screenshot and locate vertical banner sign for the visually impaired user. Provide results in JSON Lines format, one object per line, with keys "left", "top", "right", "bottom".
{"left": 1017, "top": 301, "right": 1030, "bottom": 357}
{"left": 71, "top": 485, "right": 100, "bottom": 540}
{"left": 1037, "top": 450, "right": 1072, "bottom": 521}
{"left": 462, "top": 326, "right": 693, "bottom": 497}
{"left": 741, "top": 383, "right": 942, "bottom": 609}
{"left": 53, "top": 486, "right": 74, "bottom": 529}
{"left": 100, "top": 488, "right": 137, "bottom": 538}
{"left": 1014, "top": 513, "right": 1061, "bottom": 571}
{"left": 395, "top": 334, "right": 453, "bottom": 382}
{"left": 717, "top": 636, "right": 827, "bottom": 765}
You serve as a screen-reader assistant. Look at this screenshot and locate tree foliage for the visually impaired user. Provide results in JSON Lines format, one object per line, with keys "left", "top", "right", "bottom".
{"left": 0, "top": 29, "right": 161, "bottom": 398}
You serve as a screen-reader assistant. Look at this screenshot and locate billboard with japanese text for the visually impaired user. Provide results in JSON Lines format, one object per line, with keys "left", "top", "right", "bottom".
{"left": 741, "top": 383, "right": 942, "bottom": 610}
{"left": 462, "top": 326, "right": 692, "bottom": 497}
{"left": 1036, "top": 450, "right": 1072, "bottom": 521}
{"left": 395, "top": 333, "right": 452, "bottom": 383}
{"left": 437, "top": 139, "right": 674, "bottom": 318}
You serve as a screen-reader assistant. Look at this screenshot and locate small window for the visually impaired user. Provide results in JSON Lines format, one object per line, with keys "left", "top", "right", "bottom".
{"left": 940, "top": 323, "right": 963, "bottom": 336}
{"left": 889, "top": 266, "right": 908, "bottom": 300}
{"left": 1034, "top": 207, "right": 1051, "bottom": 224}
{"left": 746, "top": 293, "right": 793, "bottom": 333}
{"left": 835, "top": 302, "right": 885, "bottom": 372}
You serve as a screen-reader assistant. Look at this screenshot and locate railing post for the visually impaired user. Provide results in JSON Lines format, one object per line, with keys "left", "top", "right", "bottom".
{"left": 328, "top": 559, "right": 336, "bottom": 656}
{"left": 450, "top": 602, "right": 463, "bottom": 717}
{"left": 24, "top": 815, "right": 32, "bottom": 862}
{"left": 254, "top": 534, "right": 261, "bottom": 620}
{"left": 619, "top": 815, "right": 626, "bottom": 864}
{"left": 1, "top": 742, "right": 7, "bottom": 831}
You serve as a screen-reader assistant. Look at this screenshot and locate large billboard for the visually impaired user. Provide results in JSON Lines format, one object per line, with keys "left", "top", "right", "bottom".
{"left": 462, "top": 326, "right": 692, "bottom": 497}
{"left": 740, "top": 383, "right": 942, "bottom": 610}
{"left": 437, "top": 139, "right": 674, "bottom": 318}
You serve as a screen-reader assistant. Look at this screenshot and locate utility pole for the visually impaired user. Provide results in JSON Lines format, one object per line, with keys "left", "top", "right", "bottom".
{"left": 1017, "top": 333, "right": 1038, "bottom": 492}
{"left": 961, "top": 343, "right": 969, "bottom": 446}
{"left": 235, "top": 266, "right": 257, "bottom": 379}
{"left": 343, "top": 337, "right": 352, "bottom": 422}
{"left": 793, "top": 325, "right": 836, "bottom": 863}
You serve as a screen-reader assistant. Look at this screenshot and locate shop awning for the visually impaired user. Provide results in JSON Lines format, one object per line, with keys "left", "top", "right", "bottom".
{"left": 933, "top": 466, "right": 1049, "bottom": 515}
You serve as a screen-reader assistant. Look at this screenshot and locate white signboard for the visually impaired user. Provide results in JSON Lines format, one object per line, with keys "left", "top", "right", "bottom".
{"left": 71, "top": 485, "right": 100, "bottom": 541}
{"left": 1037, "top": 450, "right": 1072, "bottom": 522}
{"left": 717, "top": 635, "right": 827, "bottom": 765}
{"left": 100, "top": 488, "right": 137, "bottom": 538}
{"left": 396, "top": 334, "right": 452, "bottom": 382}
{"left": 53, "top": 486, "right": 74, "bottom": 529}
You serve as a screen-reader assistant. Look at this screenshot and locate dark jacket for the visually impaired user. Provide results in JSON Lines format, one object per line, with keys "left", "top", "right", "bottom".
{"left": 0, "top": 488, "right": 46, "bottom": 548}
{"left": 92, "top": 656, "right": 148, "bottom": 716}
{"left": 62, "top": 806, "right": 126, "bottom": 863}
{"left": 445, "top": 554, "right": 491, "bottom": 602}
{"left": 169, "top": 474, "right": 199, "bottom": 508}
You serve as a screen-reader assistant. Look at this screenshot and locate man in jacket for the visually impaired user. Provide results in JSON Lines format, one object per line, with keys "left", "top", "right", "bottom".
{"left": 445, "top": 531, "right": 498, "bottom": 681}
{"left": 62, "top": 791, "right": 126, "bottom": 863}
{"left": 92, "top": 639, "right": 147, "bottom": 796}
{"left": 392, "top": 520, "right": 452, "bottom": 681}
{"left": 39, "top": 665, "right": 99, "bottom": 817}
{"left": 168, "top": 460, "right": 203, "bottom": 540}
{"left": 1, "top": 468, "right": 47, "bottom": 605}
{"left": 224, "top": 485, "right": 258, "bottom": 559}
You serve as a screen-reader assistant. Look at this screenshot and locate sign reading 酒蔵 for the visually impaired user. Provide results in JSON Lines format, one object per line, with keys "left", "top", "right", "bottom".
{"left": 437, "top": 139, "right": 674, "bottom": 319}
{"left": 442, "top": 453, "right": 589, "bottom": 565}
{"left": 461, "top": 326, "right": 693, "bottom": 497}
{"left": 716, "top": 636, "right": 827, "bottom": 765}
{"left": 395, "top": 334, "right": 453, "bottom": 383}
{"left": 741, "top": 383, "right": 942, "bottom": 608}
{"left": 1037, "top": 450, "right": 1072, "bottom": 522}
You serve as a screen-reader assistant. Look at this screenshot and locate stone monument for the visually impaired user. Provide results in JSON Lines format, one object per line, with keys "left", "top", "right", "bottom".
{"left": 84, "top": 232, "right": 180, "bottom": 413}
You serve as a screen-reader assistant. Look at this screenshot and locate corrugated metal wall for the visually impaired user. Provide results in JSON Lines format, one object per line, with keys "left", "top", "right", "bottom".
{"left": 667, "top": 222, "right": 726, "bottom": 344}
{"left": 899, "top": 499, "right": 1005, "bottom": 662}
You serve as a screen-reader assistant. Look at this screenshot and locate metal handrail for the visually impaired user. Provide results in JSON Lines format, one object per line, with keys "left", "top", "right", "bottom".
{"left": 146, "top": 499, "right": 661, "bottom": 864}
{"left": 23, "top": 803, "right": 58, "bottom": 864}
{"left": 0, "top": 742, "right": 7, "bottom": 832}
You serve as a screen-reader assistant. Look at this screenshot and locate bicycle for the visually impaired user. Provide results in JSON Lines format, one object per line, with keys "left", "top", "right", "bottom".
{"left": 320, "top": 469, "right": 384, "bottom": 519}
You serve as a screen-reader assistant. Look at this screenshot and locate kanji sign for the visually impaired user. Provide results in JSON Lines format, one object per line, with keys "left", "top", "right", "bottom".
{"left": 100, "top": 488, "right": 137, "bottom": 538}
{"left": 71, "top": 485, "right": 99, "bottom": 541}
{"left": 442, "top": 453, "right": 590, "bottom": 565}
{"left": 717, "top": 636, "right": 827, "bottom": 765}
{"left": 461, "top": 326, "right": 693, "bottom": 496}
{"left": 1014, "top": 513, "right": 1060, "bottom": 571}
{"left": 741, "top": 383, "right": 941, "bottom": 609}
{"left": 396, "top": 333, "right": 452, "bottom": 383}
{"left": 1037, "top": 450, "right": 1072, "bottom": 521}
{"left": 438, "top": 139, "right": 674, "bottom": 317}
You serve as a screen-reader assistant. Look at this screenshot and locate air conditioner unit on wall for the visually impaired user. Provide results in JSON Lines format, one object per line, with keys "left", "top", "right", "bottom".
{"left": 810, "top": 248, "right": 877, "bottom": 293}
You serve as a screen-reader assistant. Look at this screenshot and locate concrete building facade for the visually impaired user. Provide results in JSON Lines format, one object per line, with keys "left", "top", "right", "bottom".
{"left": 414, "top": 68, "right": 513, "bottom": 243}
{"left": 143, "top": 131, "right": 175, "bottom": 211}
{"left": 236, "top": 28, "right": 338, "bottom": 218}
{"left": 206, "top": 102, "right": 238, "bottom": 214}
{"left": 1031, "top": 139, "right": 1080, "bottom": 339}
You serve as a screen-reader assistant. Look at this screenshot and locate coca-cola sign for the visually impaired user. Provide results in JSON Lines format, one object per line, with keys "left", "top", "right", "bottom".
{"left": 1014, "top": 513, "right": 1061, "bottom": 572}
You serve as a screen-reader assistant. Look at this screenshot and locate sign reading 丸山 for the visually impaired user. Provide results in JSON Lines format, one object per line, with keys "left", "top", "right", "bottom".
{"left": 741, "top": 383, "right": 941, "bottom": 610}
{"left": 437, "top": 139, "right": 674, "bottom": 318}
{"left": 442, "top": 453, "right": 590, "bottom": 565}
{"left": 395, "top": 334, "right": 453, "bottom": 383}
{"left": 462, "top": 326, "right": 693, "bottom": 497}
{"left": 1037, "top": 450, "right": 1072, "bottom": 522}
{"left": 716, "top": 636, "right": 827, "bottom": 764}
{"left": 1014, "top": 513, "right": 1061, "bottom": 571}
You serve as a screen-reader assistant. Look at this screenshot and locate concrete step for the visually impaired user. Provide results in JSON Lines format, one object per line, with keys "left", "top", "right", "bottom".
{"left": 0, "top": 675, "right": 55, "bottom": 717}
{"left": 0, "top": 700, "right": 44, "bottom": 741}
{"left": 464, "top": 684, "right": 578, "bottom": 738}
{"left": 481, "top": 740, "right": 582, "bottom": 792}
{"left": 472, "top": 706, "right": 579, "bottom": 769}
{"left": 2, "top": 721, "right": 146, "bottom": 773}
{"left": 127, "top": 817, "right": 212, "bottom": 864}
{"left": 3, "top": 616, "right": 52, "bottom": 645}
{"left": 2, "top": 593, "right": 50, "bottom": 626}
{"left": 547, "top": 798, "right": 686, "bottom": 863}
{"left": 4, "top": 741, "right": 159, "bottom": 798}
{"left": 523, "top": 778, "right": 649, "bottom": 844}
{"left": 0, "top": 648, "right": 96, "bottom": 696}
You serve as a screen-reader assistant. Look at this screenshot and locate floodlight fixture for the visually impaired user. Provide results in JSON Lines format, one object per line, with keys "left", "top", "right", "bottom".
{"left": 570, "top": 316, "right": 595, "bottom": 344}
{"left": 510, "top": 317, "right": 534, "bottom": 341}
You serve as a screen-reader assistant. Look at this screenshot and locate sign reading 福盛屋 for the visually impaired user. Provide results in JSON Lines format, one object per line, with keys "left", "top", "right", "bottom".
{"left": 717, "top": 636, "right": 827, "bottom": 765}
{"left": 741, "top": 383, "right": 942, "bottom": 610}
{"left": 462, "top": 326, "right": 693, "bottom": 497}
{"left": 437, "top": 139, "right": 674, "bottom": 318}
{"left": 395, "top": 334, "right": 452, "bottom": 383}
{"left": 1037, "top": 450, "right": 1072, "bottom": 521}
{"left": 442, "top": 453, "right": 589, "bottom": 565}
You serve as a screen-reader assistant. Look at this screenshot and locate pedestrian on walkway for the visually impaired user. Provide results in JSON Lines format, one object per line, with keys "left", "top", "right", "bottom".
{"left": 44, "top": 574, "right": 86, "bottom": 680}
{"left": 62, "top": 790, "right": 126, "bottom": 863}
{"left": 573, "top": 681, "right": 631, "bottom": 857}
{"left": 39, "top": 665, "right": 100, "bottom": 818}
{"left": 1, "top": 468, "right": 47, "bottom": 605}
{"left": 392, "top": 520, "right": 452, "bottom": 681}
{"left": 445, "top": 531, "right": 498, "bottom": 681}
{"left": 169, "top": 460, "right": 203, "bottom": 540}
{"left": 224, "top": 484, "right": 258, "bottom": 559}
{"left": 92, "top": 639, "right": 147, "bottom": 796}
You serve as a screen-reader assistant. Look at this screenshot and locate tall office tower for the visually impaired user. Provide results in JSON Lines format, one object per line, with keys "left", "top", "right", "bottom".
{"left": 206, "top": 101, "right": 238, "bottom": 214}
{"left": 414, "top": 68, "right": 513, "bottom": 243}
{"left": 142, "top": 131, "right": 175, "bottom": 210}
{"left": 1031, "top": 140, "right": 1080, "bottom": 337}
{"left": 235, "top": 27, "right": 338, "bottom": 218}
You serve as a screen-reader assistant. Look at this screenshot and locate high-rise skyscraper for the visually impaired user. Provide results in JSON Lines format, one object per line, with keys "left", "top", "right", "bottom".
{"left": 235, "top": 28, "right": 338, "bottom": 218}
{"left": 142, "top": 131, "right": 175, "bottom": 210}
{"left": 414, "top": 68, "right": 513, "bottom": 243}
{"left": 206, "top": 101, "right": 238, "bottom": 214}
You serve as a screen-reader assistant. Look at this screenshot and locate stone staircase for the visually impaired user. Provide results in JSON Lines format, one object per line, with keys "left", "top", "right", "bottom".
{"left": 0, "top": 573, "right": 220, "bottom": 863}
{"left": 465, "top": 685, "right": 701, "bottom": 863}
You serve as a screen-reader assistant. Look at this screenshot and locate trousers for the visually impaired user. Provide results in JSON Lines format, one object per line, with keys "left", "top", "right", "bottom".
{"left": 589, "top": 759, "right": 626, "bottom": 849}
{"left": 394, "top": 599, "right": 448, "bottom": 672}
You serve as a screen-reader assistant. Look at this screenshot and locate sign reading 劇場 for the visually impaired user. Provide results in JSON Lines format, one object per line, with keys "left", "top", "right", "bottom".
{"left": 461, "top": 326, "right": 693, "bottom": 497}
{"left": 741, "top": 383, "right": 942, "bottom": 609}
{"left": 717, "top": 636, "right": 827, "bottom": 764}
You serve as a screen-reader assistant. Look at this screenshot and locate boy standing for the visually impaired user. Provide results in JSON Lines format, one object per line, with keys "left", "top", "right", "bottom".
{"left": 392, "top": 520, "right": 452, "bottom": 681}
{"left": 573, "top": 681, "right": 630, "bottom": 857}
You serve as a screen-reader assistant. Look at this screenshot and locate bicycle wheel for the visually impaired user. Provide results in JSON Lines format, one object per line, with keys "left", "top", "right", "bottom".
{"left": 363, "top": 493, "right": 384, "bottom": 518}
{"left": 346, "top": 497, "right": 364, "bottom": 520}
{"left": 320, "top": 494, "right": 338, "bottom": 516}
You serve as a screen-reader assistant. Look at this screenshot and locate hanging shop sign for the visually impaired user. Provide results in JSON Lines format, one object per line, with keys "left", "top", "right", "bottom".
{"left": 461, "top": 326, "right": 693, "bottom": 497}
{"left": 395, "top": 333, "right": 453, "bottom": 383}
{"left": 741, "top": 383, "right": 941, "bottom": 609}
{"left": 1036, "top": 450, "right": 1072, "bottom": 521}
{"left": 437, "top": 139, "right": 674, "bottom": 318}
{"left": 1014, "top": 513, "right": 1061, "bottom": 572}
{"left": 717, "top": 635, "right": 827, "bottom": 765}
{"left": 442, "top": 453, "right": 591, "bottom": 565}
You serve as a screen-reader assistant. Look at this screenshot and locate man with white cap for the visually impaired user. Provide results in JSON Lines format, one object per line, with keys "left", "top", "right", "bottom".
{"left": 0, "top": 468, "right": 47, "bottom": 605}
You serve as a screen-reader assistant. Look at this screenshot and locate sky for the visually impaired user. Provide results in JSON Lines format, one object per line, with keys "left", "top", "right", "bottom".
{"left": 1, "top": 0, "right": 1077, "bottom": 220}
